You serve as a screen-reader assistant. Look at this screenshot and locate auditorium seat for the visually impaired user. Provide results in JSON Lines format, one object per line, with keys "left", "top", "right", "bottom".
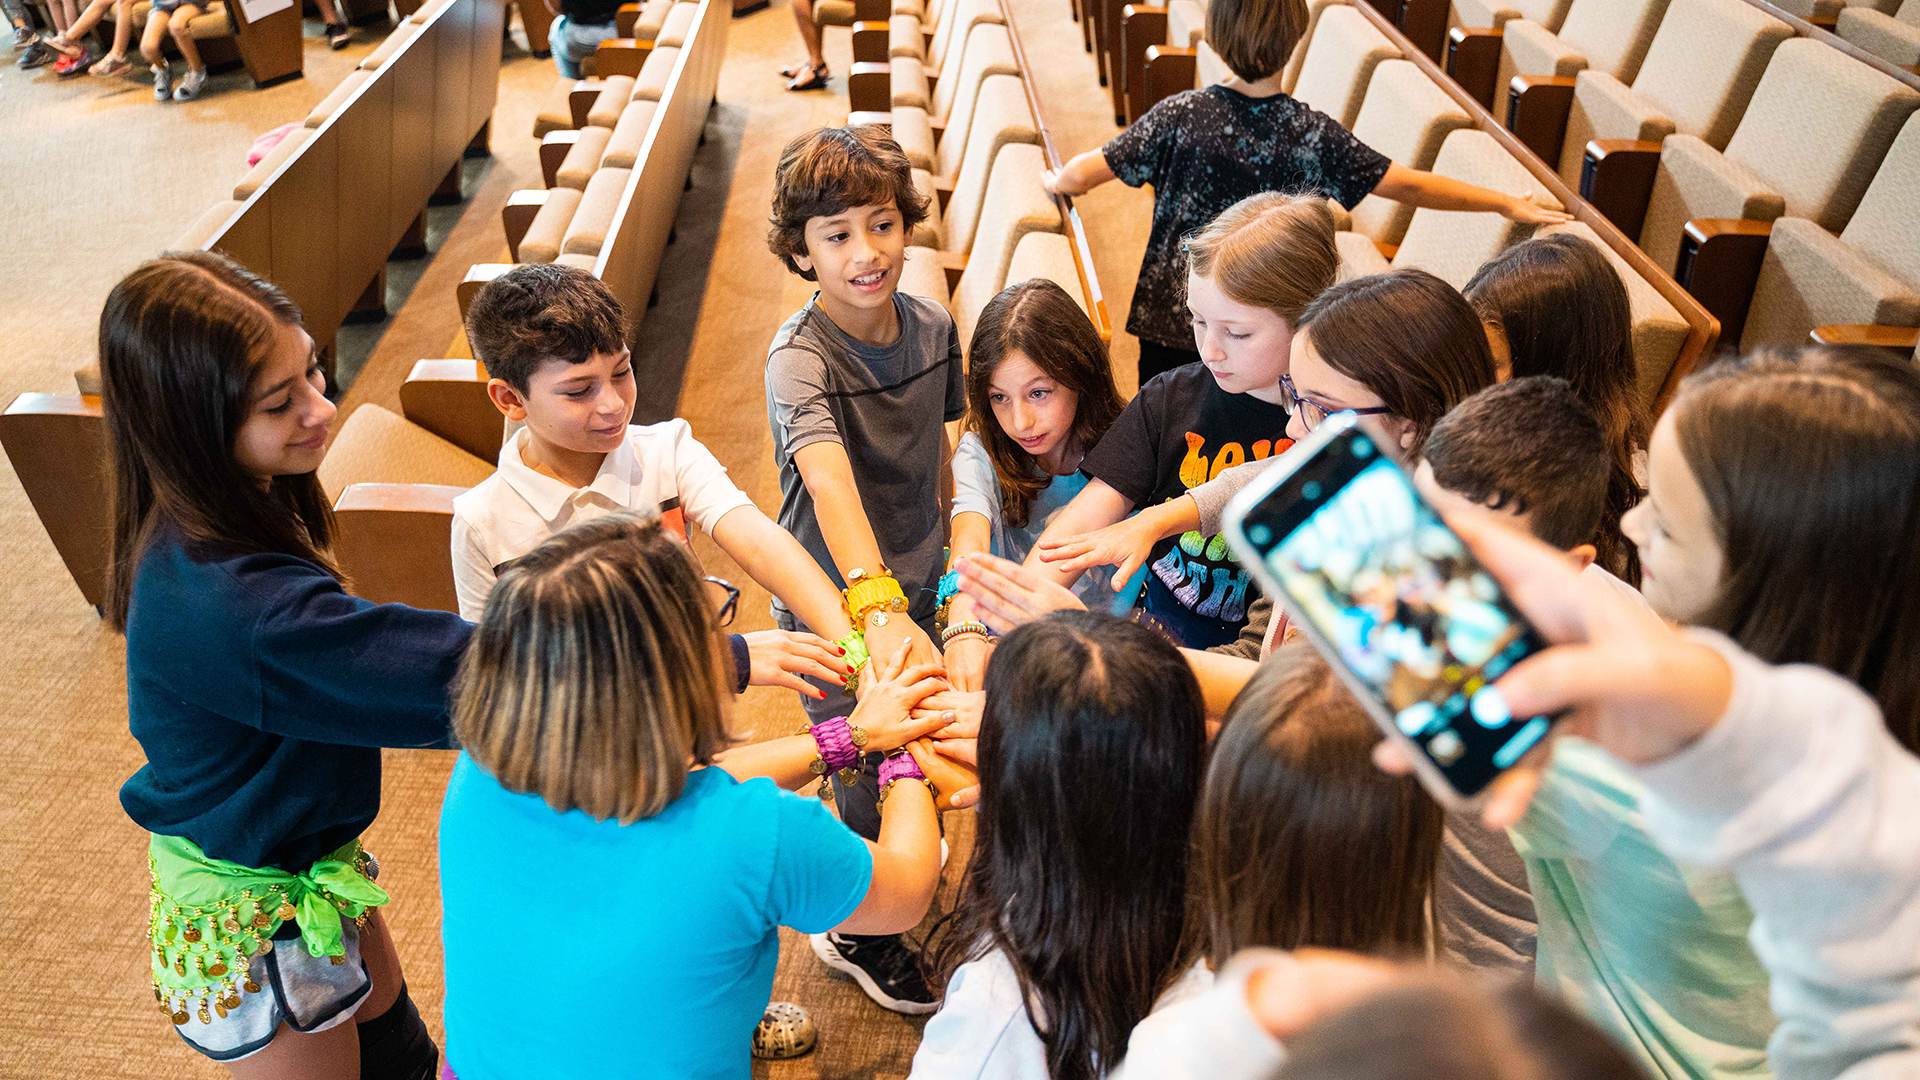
{"left": 509, "top": 187, "right": 585, "bottom": 262}
{"left": 1291, "top": 4, "right": 1399, "bottom": 126}
{"left": 357, "top": 24, "right": 420, "bottom": 71}
{"left": 1445, "top": 0, "right": 1574, "bottom": 105}
{"left": 906, "top": 23, "right": 1020, "bottom": 178}
{"left": 306, "top": 71, "right": 374, "bottom": 127}
{"left": 317, "top": 404, "right": 495, "bottom": 502}
{"left": 331, "top": 483, "right": 470, "bottom": 612}
{"left": 1495, "top": 0, "right": 1672, "bottom": 159}
{"left": 400, "top": 360, "right": 507, "bottom": 463}
{"left": 1283, "top": 0, "right": 1349, "bottom": 91}
{"left": 1836, "top": 0, "right": 1920, "bottom": 69}
{"left": 553, "top": 126, "right": 615, "bottom": 189}
{"left": 1346, "top": 59, "right": 1473, "bottom": 246}
{"left": 952, "top": 142, "right": 1065, "bottom": 344}
{"left": 537, "top": 77, "right": 580, "bottom": 137}
{"left": 1537, "top": 222, "right": 1691, "bottom": 407}
{"left": 1004, "top": 232, "right": 1091, "bottom": 316}
{"left": 600, "top": 100, "right": 662, "bottom": 168}
{"left": 935, "top": 73, "right": 1040, "bottom": 257}
{"left": 232, "top": 129, "right": 312, "bottom": 199}
{"left": 1741, "top": 113, "right": 1920, "bottom": 348}
{"left": 889, "top": 0, "right": 1004, "bottom": 109}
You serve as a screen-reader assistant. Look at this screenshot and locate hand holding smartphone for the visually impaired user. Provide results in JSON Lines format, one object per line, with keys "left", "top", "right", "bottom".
{"left": 1222, "top": 413, "right": 1561, "bottom": 804}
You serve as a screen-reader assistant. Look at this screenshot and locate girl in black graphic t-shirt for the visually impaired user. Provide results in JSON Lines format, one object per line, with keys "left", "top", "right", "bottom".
{"left": 1042, "top": 0, "right": 1568, "bottom": 384}
{"left": 1022, "top": 193, "right": 1338, "bottom": 650}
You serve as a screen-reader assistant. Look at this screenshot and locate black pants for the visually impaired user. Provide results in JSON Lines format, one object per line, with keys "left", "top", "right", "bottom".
{"left": 1137, "top": 341, "right": 1202, "bottom": 386}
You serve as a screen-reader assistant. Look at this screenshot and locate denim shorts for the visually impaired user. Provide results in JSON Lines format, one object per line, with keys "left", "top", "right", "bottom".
{"left": 549, "top": 12, "right": 617, "bottom": 78}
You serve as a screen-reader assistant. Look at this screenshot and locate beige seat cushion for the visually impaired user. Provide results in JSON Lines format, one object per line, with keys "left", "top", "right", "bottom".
{"left": 306, "top": 70, "right": 373, "bottom": 128}
{"left": 1450, "top": 0, "right": 1568, "bottom": 29}
{"left": 952, "top": 142, "right": 1063, "bottom": 346}
{"left": 555, "top": 252, "right": 601, "bottom": 271}
{"left": 1537, "top": 222, "right": 1689, "bottom": 407}
{"left": 182, "top": 1, "right": 231, "bottom": 38}
{"left": 1335, "top": 229, "right": 1393, "bottom": 279}
{"left": 631, "top": 0, "right": 673, "bottom": 37}
{"left": 1837, "top": 115, "right": 1920, "bottom": 288}
{"left": 892, "top": 58, "right": 930, "bottom": 109}
{"left": 1393, "top": 129, "right": 1564, "bottom": 287}
{"left": 1627, "top": 0, "right": 1790, "bottom": 152}
{"left": 172, "top": 199, "right": 244, "bottom": 250}
{"left": 1169, "top": 0, "right": 1205, "bottom": 46}
{"left": 233, "top": 128, "right": 311, "bottom": 200}
{"left": 891, "top": 12, "right": 926, "bottom": 57}
{"left": 935, "top": 22, "right": 1018, "bottom": 166}
{"left": 556, "top": 125, "right": 615, "bottom": 190}
{"left": 1742, "top": 216, "right": 1920, "bottom": 350}
{"left": 357, "top": 25, "right": 418, "bottom": 70}
{"left": 943, "top": 74, "right": 1038, "bottom": 256}
{"left": 654, "top": 1, "right": 695, "bottom": 47}
{"left": 891, "top": 105, "right": 936, "bottom": 171}
{"left": 600, "top": 99, "right": 660, "bottom": 168}
{"left": 519, "top": 187, "right": 585, "bottom": 264}
{"left": 1283, "top": 0, "right": 1349, "bottom": 94}
{"left": 1836, "top": 4, "right": 1920, "bottom": 69}
{"left": 926, "top": 0, "right": 1000, "bottom": 77}
{"left": 1769, "top": 0, "right": 1844, "bottom": 21}
{"left": 910, "top": 169, "right": 946, "bottom": 248}
{"left": 899, "top": 245, "right": 952, "bottom": 307}
{"left": 1003, "top": 232, "right": 1088, "bottom": 316}
{"left": 1496, "top": 19, "right": 1588, "bottom": 125}
{"left": 536, "top": 76, "right": 579, "bottom": 137}
{"left": 318, "top": 405, "right": 495, "bottom": 502}
{"left": 1348, "top": 60, "right": 1471, "bottom": 245}
{"left": 634, "top": 45, "right": 680, "bottom": 100}
{"left": 586, "top": 74, "right": 637, "bottom": 127}
{"left": 562, "top": 167, "right": 632, "bottom": 256}
{"left": 1556, "top": 69, "right": 1677, "bottom": 185}
{"left": 1639, "top": 134, "right": 1785, "bottom": 271}
{"left": 1291, "top": 5, "right": 1397, "bottom": 128}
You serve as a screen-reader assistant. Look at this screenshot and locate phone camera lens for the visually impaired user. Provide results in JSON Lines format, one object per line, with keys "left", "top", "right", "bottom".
{"left": 1353, "top": 440, "right": 1374, "bottom": 458}
{"left": 1249, "top": 524, "right": 1272, "bottom": 545}
{"left": 1302, "top": 481, "right": 1321, "bottom": 500}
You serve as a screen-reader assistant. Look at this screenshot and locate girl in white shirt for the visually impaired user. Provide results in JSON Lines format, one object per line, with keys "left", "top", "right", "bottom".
{"left": 909, "top": 611, "right": 1207, "bottom": 1080}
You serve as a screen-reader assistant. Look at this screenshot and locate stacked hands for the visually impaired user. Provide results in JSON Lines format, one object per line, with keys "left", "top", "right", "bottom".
{"left": 828, "top": 640, "right": 985, "bottom": 810}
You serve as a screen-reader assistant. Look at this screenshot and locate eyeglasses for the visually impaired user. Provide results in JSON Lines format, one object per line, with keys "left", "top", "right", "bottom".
{"left": 704, "top": 575, "right": 740, "bottom": 627}
{"left": 1279, "top": 373, "right": 1394, "bottom": 432}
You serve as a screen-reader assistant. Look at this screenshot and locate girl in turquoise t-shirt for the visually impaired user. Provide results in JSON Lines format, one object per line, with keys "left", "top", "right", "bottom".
{"left": 439, "top": 514, "right": 953, "bottom": 1080}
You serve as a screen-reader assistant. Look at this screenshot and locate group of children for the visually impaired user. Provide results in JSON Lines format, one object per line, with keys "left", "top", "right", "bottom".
{"left": 85, "top": 0, "right": 1920, "bottom": 1074}
{"left": 12, "top": 0, "right": 355, "bottom": 97}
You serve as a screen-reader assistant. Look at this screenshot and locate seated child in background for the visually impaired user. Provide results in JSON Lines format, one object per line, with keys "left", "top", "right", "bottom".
{"left": 764, "top": 123, "right": 959, "bottom": 1013}
{"left": 1042, "top": 0, "right": 1569, "bottom": 384}
{"left": 941, "top": 278, "right": 1127, "bottom": 693}
{"left": 140, "top": 0, "right": 209, "bottom": 101}
{"left": 454, "top": 264, "right": 858, "bottom": 701}
{"left": 440, "top": 515, "right": 948, "bottom": 1080}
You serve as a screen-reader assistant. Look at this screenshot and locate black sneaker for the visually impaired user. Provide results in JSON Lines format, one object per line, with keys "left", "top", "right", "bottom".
{"left": 809, "top": 932, "right": 938, "bottom": 1014}
{"left": 325, "top": 21, "right": 350, "bottom": 48}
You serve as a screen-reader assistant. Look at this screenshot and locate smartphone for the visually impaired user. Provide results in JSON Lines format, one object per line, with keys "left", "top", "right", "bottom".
{"left": 1221, "top": 412, "right": 1559, "bottom": 803}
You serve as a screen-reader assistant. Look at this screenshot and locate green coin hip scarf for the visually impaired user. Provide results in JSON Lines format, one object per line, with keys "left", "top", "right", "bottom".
{"left": 147, "top": 833, "right": 386, "bottom": 1026}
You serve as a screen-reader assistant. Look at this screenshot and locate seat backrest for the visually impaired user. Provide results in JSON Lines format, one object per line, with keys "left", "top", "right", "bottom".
{"left": 331, "top": 483, "right": 468, "bottom": 613}
{"left": 1722, "top": 38, "right": 1920, "bottom": 233}
{"left": 1197, "top": 39, "right": 1231, "bottom": 87}
{"left": 1283, "top": 0, "right": 1349, "bottom": 93}
{"left": 944, "top": 74, "right": 1039, "bottom": 256}
{"left": 1291, "top": 4, "right": 1397, "bottom": 127}
{"left": 932, "top": 0, "right": 1010, "bottom": 122}
{"left": 1392, "top": 129, "right": 1564, "bottom": 287}
{"left": 1557, "top": 0, "right": 1671, "bottom": 83}
{"left": 1348, "top": 60, "right": 1472, "bottom": 244}
{"left": 1002, "top": 232, "right": 1091, "bottom": 319}
{"left": 1837, "top": 113, "right": 1920, "bottom": 289}
{"left": 929, "top": 0, "right": 1001, "bottom": 79}
{"left": 937, "top": 22, "right": 1019, "bottom": 176}
{"left": 1629, "top": 0, "right": 1793, "bottom": 150}
{"left": 952, "top": 142, "right": 1064, "bottom": 346}
{"left": 1537, "top": 222, "right": 1691, "bottom": 410}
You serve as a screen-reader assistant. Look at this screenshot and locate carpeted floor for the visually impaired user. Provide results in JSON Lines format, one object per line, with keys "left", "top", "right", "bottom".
{"left": 0, "top": 0, "right": 1149, "bottom": 1073}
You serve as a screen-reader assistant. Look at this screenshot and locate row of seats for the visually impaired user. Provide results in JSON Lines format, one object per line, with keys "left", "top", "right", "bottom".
{"left": 0, "top": 0, "right": 507, "bottom": 614}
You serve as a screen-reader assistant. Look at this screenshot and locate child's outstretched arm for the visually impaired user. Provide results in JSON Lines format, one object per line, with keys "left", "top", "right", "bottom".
{"left": 1370, "top": 163, "right": 1573, "bottom": 226}
{"left": 1042, "top": 149, "right": 1118, "bottom": 197}
{"left": 794, "top": 442, "right": 942, "bottom": 668}
{"left": 711, "top": 505, "right": 858, "bottom": 674}
{"left": 1021, "top": 478, "right": 1138, "bottom": 588}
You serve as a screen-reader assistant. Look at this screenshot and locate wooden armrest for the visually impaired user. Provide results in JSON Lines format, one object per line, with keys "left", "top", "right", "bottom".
{"left": 1675, "top": 218, "right": 1773, "bottom": 346}
{"left": 853, "top": 0, "right": 890, "bottom": 20}
{"left": 1810, "top": 324, "right": 1920, "bottom": 352}
{"left": 931, "top": 250, "right": 968, "bottom": 294}
{"left": 1398, "top": 0, "right": 1449, "bottom": 63}
{"left": 1447, "top": 26, "right": 1504, "bottom": 108}
{"left": 0, "top": 392, "right": 109, "bottom": 610}
{"left": 502, "top": 190, "right": 552, "bottom": 263}
{"left": 852, "top": 19, "right": 889, "bottom": 62}
{"left": 594, "top": 38, "right": 650, "bottom": 79}
{"left": 847, "top": 110, "right": 894, "bottom": 129}
{"left": 848, "top": 60, "right": 893, "bottom": 113}
{"left": 459, "top": 264, "right": 518, "bottom": 322}
{"left": 615, "top": 2, "right": 639, "bottom": 36}
{"left": 399, "top": 359, "right": 504, "bottom": 463}
{"left": 1143, "top": 44, "right": 1197, "bottom": 110}
{"left": 1121, "top": 3, "right": 1169, "bottom": 123}
{"left": 1376, "top": 241, "right": 1400, "bottom": 261}
{"left": 332, "top": 483, "right": 468, "bottom": 613}
{"left": 539, "top": 130, "right": 581, "bottom": 189}
{"left": 568, "top": 79, "right": 607, "bottom": 130}
{"left": 1506, "top": 75, "right": 1577, "bottom": 164}
{"left": 1581, "top": 139, "right": 1662, "bottom": 240}
{"left": 930, "top": 174, "right": 956, "bottom": 213}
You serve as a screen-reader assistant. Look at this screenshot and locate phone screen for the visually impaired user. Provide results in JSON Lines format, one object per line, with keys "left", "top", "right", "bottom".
{"left": 1236, "top": 428, "right": 1556, "bottom": 797}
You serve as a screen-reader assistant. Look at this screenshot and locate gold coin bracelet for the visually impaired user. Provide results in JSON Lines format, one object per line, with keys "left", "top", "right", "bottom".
{"left": 803, "top": 715, "right": 868, "bottom": 802}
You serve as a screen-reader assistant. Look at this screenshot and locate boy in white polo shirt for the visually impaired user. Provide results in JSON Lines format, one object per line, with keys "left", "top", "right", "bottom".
{"left": 452, "top": 264, "right": 861, "bottom": 700}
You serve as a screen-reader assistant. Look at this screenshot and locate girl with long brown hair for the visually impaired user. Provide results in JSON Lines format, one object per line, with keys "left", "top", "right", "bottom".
{"left": 940, "top": 278, "right": 1126, "bottom": 692}
{"left": 102, "top": 252, "right": 466, "bottom": 1079}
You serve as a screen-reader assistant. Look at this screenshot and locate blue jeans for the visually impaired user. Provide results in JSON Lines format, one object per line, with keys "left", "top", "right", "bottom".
{"left": 548, "top": 12, "right": 617, "bottom": 78}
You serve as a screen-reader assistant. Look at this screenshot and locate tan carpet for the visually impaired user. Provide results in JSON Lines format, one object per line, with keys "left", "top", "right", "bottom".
{"left": 0, "top": 0, "right": 1149, "bottom": 1073}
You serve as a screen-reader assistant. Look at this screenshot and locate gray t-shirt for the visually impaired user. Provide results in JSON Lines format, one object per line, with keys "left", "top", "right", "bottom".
{"left": 1438, "top": 814, "right": 1538, "bottom": 978}
{"left": 765, "top": 293, "right": 965, "bottom": 624}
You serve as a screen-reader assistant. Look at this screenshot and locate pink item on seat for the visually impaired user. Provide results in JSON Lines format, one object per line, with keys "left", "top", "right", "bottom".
{"left": 246, "top": 122, "right": 304, "bottom": 167}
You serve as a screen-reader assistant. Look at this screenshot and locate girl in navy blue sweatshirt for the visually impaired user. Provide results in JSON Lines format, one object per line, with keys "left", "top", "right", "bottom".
{"left": 101, "top": 252, "right": 466, "bottom": 1079}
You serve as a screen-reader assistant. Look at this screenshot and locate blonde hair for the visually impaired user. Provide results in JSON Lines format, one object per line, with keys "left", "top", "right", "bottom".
{"left": 453, "top": 513, "right": 733, "bottom": 824}
{"left": 1184, "top": 192, "right": 1339, "bottom": 328}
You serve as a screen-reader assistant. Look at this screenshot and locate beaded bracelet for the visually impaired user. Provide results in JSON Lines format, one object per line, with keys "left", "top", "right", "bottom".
{"left": 807, "top": 715, "right": 868, "bottom": 802}
{"left": 941, "top": 620, "right": 994, "bottom": 648}
{"left": 876, "top": 749, "right": 934, "bottom": 807}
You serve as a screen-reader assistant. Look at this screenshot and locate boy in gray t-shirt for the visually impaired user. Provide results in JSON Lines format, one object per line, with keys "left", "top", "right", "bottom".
{"left": 763, "top": 124, "right": 962, "bottom": 1015}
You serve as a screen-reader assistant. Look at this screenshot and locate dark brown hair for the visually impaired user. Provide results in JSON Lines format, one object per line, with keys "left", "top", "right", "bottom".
{"left": 1673, "top": 347, "right": 1920, "bottom": 751}
{"left": 930, "top": 612, "right": 1206, "bottom": 1080}
{"left": 1205, "top": 0, "right": 1310, "bottom": 82}
{"left": 1423, "top": 377, "right": 1610, "bottom": 552}
{"left": 1281, "top": 975, "right": 1654, "bottom": 1080}
{"left": 1299, "top": 269, "right": 1499, "bottom": 458}
{"left": 1188, "top": 642, "right": 1441, "bottom": 968}
{"left": 767, "top": 124, "right": 930, "bottom": 281}
{"left": 965, "top": 279, "right": 1126, "bottom": 528}
{"left": 1465, "top": 234, "right": 1648, "bottom": 582}
{"left": 465, "top": 263, "right": 628, "bottom": 393}
{"left": 453, "top": 513, "right": 733, "bottom": 823}
{"left": 100, "top": 251, "right": 339, "bottom": 631}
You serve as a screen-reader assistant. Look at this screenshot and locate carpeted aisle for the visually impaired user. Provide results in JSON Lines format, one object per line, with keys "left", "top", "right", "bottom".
{"left": 0, "top": 0, "right": 1149, "bottom": 1072}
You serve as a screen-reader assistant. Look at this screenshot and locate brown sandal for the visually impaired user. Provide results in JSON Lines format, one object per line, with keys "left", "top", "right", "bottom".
{"left": 786, "top": 61, "right": 829, "bottom": 91}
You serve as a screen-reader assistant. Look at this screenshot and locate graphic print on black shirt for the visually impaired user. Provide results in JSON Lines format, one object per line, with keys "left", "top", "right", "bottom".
{"left": 1101, "top": 85, "right": 1393, "bottom": 350}
{"left": 1083, "top": 365, "right": 1293, "bottom": 649}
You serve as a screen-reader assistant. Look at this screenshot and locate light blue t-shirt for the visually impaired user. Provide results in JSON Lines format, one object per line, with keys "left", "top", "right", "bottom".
{"left": 950, "top": 431, "right": 1114, "bottom": 604}
{"left": 439, "top": 756, "right": 873, "bottom": 1080}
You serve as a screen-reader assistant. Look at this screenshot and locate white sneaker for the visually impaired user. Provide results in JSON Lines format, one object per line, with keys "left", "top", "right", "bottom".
{"left": 172, "top": 66, "right": 205, "bottom": 100}
{"left": 151, "top": 62, "right": 172, "bottom": 100}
